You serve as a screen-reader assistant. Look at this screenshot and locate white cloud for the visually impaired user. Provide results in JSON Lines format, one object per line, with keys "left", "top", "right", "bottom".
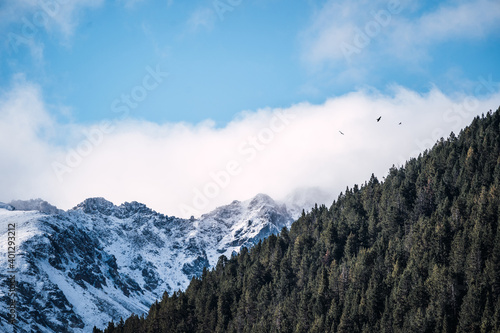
{"left": 0, "top": 77, "right": 60, "bottom": 201}
{"left": 121, "top": 0, "right": 147, "bottom": 9}
{"left": 1, "top": 79, "right": 499, "bottom": 218}
{"left": 187, "top": 7, "right": 217, "bottom": 32}
{"left": 0, "top": 0, "right": 104, "bottom": 38}
{"left": 300, "top": 0, "right": 379, "bottom": 64}
{"left": 45, "top": 0, "right": 103, "bottom": 37}
{"left": 387, "top": 0, "right": 500, "bottom": 58}
{"left": 414, "top": 0, "right": 500, "bottom": 40}
{"left": 301, "top": 0, "right": 500, "bottom": 66}
{"left": 0, "top": 0, "right": 104, "bottom": 61}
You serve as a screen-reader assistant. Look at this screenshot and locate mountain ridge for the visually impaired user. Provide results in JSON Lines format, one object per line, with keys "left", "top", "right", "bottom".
{"left": 0, "top": 193, "right": 297, "bottom": 332}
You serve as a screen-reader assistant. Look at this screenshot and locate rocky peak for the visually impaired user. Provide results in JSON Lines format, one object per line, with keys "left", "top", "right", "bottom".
{"left": 9, "top": 198, "right": 60, "bottom": 214}
{"left": 117, "top": 201, "right": 157, "bottom": 218}
{"left": 73, "top": 197, "right": 115, "bottom": 215}
{"left": 248, "top": 193, "right": 275, "bottom": 208}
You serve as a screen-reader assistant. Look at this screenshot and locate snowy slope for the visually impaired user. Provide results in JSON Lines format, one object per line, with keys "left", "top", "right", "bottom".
{"left": 0, "top": 194, "right": 296, "bottom": 333}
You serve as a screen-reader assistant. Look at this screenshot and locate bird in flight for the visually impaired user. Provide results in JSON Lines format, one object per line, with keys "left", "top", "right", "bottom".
{"left": 339, "top": 130, "right": 344, "bottom": 135}
{"left": 399, "top": 122, "right": 402, "bottom": 125}
{"left": 376, "top": 116, "right": 382, "bottom": 122}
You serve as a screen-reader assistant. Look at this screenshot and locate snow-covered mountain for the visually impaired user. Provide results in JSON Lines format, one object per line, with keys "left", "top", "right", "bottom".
{"left": 0, "top": 194, "right": 296, "bottom": 332}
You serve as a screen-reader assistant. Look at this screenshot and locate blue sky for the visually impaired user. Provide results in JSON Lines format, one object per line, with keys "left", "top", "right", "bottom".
{"left": 1, "top": 0, "right": 500, "bottom": 216}
{"left": 2, "top": 0, "right": 312, "bottom": 125}
{"left": 2, "top": 0, "right": 498, "bottom": 125}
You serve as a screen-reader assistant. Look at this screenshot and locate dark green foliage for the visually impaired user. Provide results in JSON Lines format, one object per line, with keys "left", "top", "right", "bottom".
{"left": 96, "top": 109, "right": 500, "bottom": 333}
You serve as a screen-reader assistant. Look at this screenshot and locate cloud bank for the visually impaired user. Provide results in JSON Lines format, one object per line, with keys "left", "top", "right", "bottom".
{"left": 1, "top": 78, "right": 499, "bottom": 218}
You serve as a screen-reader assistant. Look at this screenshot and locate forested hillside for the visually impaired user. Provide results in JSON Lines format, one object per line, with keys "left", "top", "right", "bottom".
{"left": 95, "top": 109, "right": 500, "bottom": 333}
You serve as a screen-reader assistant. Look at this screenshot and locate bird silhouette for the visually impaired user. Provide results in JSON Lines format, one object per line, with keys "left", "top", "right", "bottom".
{"left": 399, "top": 122, "right": 402, "bottom": 125}
{"left": 377, "top": 116, "right": 381, "bottom": 122}
{"left": 339, "top": 130, "right": 344, "bottom": 135}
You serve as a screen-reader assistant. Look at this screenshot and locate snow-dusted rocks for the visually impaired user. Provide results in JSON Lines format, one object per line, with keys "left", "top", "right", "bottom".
{"left": 10, "top": 199, "right": 61, "bottom": 215}
{"left": 0, "top": 202, "right": 14, "bottom": 211}
{"left": 0, "top": 194, "right": 296, "bottom": 332}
